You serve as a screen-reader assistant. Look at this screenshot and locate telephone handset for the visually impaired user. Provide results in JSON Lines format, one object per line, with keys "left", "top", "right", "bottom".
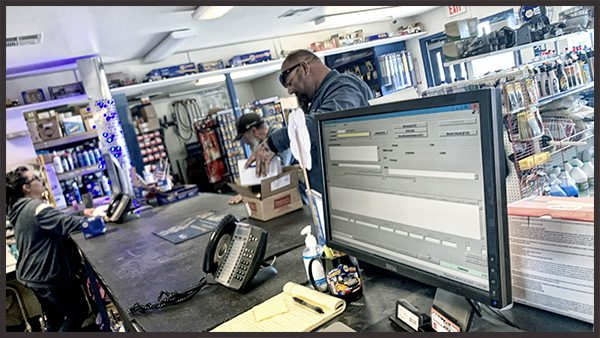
{"left": 106, "top": 192, "right": 132, "bottom": 223}
{"left": 203, "top": 214, "right": 267, "bottom": 291}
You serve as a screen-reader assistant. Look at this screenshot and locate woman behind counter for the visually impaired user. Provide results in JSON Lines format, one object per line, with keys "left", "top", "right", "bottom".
{"left": 6, "top": 166, "right": 98, "bottom": 331}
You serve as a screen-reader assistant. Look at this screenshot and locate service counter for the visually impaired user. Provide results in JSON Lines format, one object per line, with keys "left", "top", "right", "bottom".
{"left": 70, "top": 193, "right": 592, "bottom": 332}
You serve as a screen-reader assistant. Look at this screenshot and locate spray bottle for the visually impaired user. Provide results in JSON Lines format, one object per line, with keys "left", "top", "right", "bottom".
{"left": 301, "top": 225, "right": 327, "bottom": 292}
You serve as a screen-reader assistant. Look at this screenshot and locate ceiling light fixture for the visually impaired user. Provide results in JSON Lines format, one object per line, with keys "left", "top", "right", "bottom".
{"left": 192, "top": 6, "right": 234, "bottom": 20}
{"left": 314, "top": 6, "right": 437, "bottom": 26}
{"left": 143, "top": 29, "right": 196, "bottom": 64}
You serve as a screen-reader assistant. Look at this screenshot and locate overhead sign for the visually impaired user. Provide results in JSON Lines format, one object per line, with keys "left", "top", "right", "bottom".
{"left": 447, "top": 6, "right": 467, "bottom": 17}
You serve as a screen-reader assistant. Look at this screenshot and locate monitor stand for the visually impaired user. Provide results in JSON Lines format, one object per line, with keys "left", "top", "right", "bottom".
{"left": 431, "top": 288, "right": 524, "bottom": 332}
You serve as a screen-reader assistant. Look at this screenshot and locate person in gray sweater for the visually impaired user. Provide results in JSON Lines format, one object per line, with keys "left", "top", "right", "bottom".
{"left": 6, "top": 166, "right": 95, "bottom": 331}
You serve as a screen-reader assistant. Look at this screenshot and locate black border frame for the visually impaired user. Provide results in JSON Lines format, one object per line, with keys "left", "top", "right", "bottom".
{"left": 315, "top": 88, "right": 511, "bottom": 308}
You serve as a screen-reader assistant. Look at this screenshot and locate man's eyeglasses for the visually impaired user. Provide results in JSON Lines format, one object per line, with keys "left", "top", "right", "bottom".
{"left": 278, "top": 63, "right": 303, "bottom": 87}
{"left": 25, "top": 174, "right": 41, "bottom": 184}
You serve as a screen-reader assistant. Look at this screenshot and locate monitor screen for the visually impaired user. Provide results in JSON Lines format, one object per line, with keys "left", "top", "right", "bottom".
{"left": 316, "top": 89, "right": 511, "bottom": 308}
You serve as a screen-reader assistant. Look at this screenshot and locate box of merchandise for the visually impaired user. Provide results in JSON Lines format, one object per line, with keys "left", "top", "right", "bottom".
{"left": 36, "top": 115, "right": 63, "bottom": 141}
{"left": 444, "top": 18, "right": 478, "bottom": 41}
{"left": 137, "top": 117, "right": 161, "bottom": 134}
{"left": 507, "top": 196, "right": 593, "bottom": 323}
{"left": 228, "top": 166, "right": 302, "bottom": 221}
{"left": 228, "top": 50, "right": 272, "bottom": 67}
{"left": 197, "top": 60, "right": 225, "bottom": 72}
{"left": 62, "top": 115, "right": 86, "bottom": 136}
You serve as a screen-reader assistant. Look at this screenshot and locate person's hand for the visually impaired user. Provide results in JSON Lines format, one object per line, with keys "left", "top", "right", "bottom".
{"left": 228, "top": 194, "right": 243, "bottom": 205}
{"left": 252, "top": 143, "right": 275, "bottom": 177}
{"left": 83, "top": 208, "right": 95, "bottom": 217}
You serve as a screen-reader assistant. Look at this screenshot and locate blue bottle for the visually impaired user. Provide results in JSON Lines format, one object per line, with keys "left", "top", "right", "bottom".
{"left": 93, "top": 147, "right": 102, "bottom": 162}
{"left": 549, "top": 179, "right": 567, "bottom": 197}
{"left": 77, "top": 149, "right": 85, "bottom": 168}
{"left": 82, "top": 149, "right": 91, "bottom": 167}
{"left": 87, "top": 149, "right": 96, "bottom": 164}
{"left": 71, "top": 181, "right": 82, "bottom": 203}
{"left": 558, "top": 169, "right": 579, "bottom": 197}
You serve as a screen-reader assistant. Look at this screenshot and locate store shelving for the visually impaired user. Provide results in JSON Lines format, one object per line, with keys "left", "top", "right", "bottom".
{"left": 5, "top": 94, "right": 89, "bottom": 116}
{"left": 33, "top": 131, "right": 98, "bottom": 150}
{"left": 443, "top": 30, "right": 593, "bottom": 67}
{"left": 6, "top": 94, "right": 90, "bottom": 138}
{"left": 56, "top": 164, "right": 103, "bottom": 181}
{"left": 537, "top": 82, "right": 594, "bottom": 106}
{"left": 109, "top": 32, "right": 428, "bottom": 98}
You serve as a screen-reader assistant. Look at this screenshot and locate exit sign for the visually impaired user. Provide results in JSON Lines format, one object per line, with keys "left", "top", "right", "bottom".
{"left": 447, "top": 6, "right": 467, "bottom": 17}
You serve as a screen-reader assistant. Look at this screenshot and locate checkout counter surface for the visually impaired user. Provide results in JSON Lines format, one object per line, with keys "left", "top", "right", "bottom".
{"left": 70, "top": 193, "right": 593, "bottom": 332}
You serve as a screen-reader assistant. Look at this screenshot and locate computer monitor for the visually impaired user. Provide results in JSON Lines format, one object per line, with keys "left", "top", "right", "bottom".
{"left": 102, "top": 152, "right": 133, "bottom": 196}
{"left": 315, "top": 88, "right": 511, "bottom": 309}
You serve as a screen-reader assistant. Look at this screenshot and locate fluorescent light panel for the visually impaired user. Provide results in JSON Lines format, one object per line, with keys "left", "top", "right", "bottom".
{"left": 314, "top": 6, "right": 437, "bottom": 26}
{"left": 192, "top": 6, "right": 234, "bottom": 20}
{"left": 143, "top": 29, "right": 196, "bottom": 64}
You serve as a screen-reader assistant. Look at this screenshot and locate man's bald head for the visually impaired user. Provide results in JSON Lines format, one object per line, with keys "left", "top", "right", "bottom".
{"left": 283, "top": 50, "right": 320, "bottom": 68}
{"left": 280, "top": 49, "right": 331, "bottom": 101}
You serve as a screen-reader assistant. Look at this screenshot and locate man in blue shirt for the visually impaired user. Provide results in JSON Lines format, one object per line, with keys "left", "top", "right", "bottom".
{"left": 246, "top": 50, "right": 373, "bottom": 194}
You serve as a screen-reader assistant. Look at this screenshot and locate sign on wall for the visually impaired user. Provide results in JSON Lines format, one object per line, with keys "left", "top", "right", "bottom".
{"left": 447, "top": 6, "right": 468, "bottom": 17}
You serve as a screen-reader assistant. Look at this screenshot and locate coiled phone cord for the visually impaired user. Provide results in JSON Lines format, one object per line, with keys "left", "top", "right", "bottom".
{"left": 128, "top": 275, "right": 208, "bottom": 315}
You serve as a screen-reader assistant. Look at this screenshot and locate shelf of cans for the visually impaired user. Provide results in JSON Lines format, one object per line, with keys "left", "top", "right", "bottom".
{"left": 137, "top": 130, "right": 169, "bottom": 172}
{"left": 215, "top": 111, "right": 246, "bottom": 181}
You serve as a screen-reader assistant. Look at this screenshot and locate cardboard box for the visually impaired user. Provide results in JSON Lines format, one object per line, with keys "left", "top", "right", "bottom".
{"left": 507, "top": 196, "right": 593, "bottom": 323}
{"left": 444, "top": 18, "right": 478, "bottom": 41}
{"left": 140, "top": 104, "right": 157, "bottom": 121}
{"left": 81, "top": 112, "right": 96, "bottom": 131}
{"left": 37, "top": 116, "right": 63, "bottom": 141}
{"left": 229, "top": 167, "right": 302, "bottom": 221}
{"left": 62, "top": 115, "right": 86, "bottom": 136}
{"left": 138, "top": 117, "right": 160, "bottom": 134}
{"left": 238, "top": 158, "right": 281, "bottom": 186}
{"left": 27, "top": 120, "right": 43, "bottom": 143}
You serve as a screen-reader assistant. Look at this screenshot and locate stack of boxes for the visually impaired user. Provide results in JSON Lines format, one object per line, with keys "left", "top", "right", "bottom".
{"left": 442, "top": 18, "right": 479, "bottom": 61}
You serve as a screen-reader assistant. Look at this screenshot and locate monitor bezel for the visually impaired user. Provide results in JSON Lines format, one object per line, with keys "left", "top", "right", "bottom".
{"left": 315, "top": 88, "right": 511, "bottom": 308}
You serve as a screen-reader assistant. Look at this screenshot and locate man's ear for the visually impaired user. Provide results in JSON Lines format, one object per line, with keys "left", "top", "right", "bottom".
{"left": 22, "top": 184, "right": 31, "bottom": 195}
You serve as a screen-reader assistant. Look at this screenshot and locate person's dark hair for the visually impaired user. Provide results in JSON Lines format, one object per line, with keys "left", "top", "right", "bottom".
{"left": 6, "top": 166, "right": 30, "bottom": 212}
{"left": 284, "top": 50, "right": 320, "bottom": 65}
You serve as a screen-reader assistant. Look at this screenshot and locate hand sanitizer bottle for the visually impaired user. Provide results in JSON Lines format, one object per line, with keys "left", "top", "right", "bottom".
{"left": 301, "top": 226, "right": 327, "bottom": 292}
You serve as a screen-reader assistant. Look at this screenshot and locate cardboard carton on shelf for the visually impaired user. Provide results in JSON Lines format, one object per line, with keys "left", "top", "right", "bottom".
{"left": 229, "top": 166, "right": 302, "bottom": 221}
{"left": 137, "top": 117, "right": 161, "bottom": 134}
{"left": 36, "top": 115, "right": 63, "bottom": 141}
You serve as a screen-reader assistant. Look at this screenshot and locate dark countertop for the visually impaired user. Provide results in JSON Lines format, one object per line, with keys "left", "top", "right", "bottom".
{"left": 71, "top": 193, "right": 593, "bottom": 332}
{"left": 71, "top": 193, "right": 311, "bottom": 332}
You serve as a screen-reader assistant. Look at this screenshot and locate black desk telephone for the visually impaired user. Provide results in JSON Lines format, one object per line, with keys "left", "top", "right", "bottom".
{"left": 106, "top": 192, "right": 132, "bottom": 223}
{"left": 203, "top": 214, "right": 267, "bottom": 291}
{"left": 128, "top": 214, "right": 268, "bottom": 315}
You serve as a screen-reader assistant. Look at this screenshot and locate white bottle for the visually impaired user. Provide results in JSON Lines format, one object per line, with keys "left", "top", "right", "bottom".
{"left": 570, "top": 156, "right": 583, "bottom": 168}
{"left": 301, "top": 226, "right": 327, "bottom": 292}
{"left": 550, "top": 165, "right": 561, "bottom": 177}
{"left": 563, "top": 160, "right": 573, "bottom": 173}
{"left": 52, "top": 151, "right": 64, "bottom": 174}
{"left": 570, "top": 164, "right": 589, "bottom": 197}
{"left": 581, "top": 161, "right": 594, "bottom": 189}
{"left": 101, "top": 175, "right": 112, "bottom": 196}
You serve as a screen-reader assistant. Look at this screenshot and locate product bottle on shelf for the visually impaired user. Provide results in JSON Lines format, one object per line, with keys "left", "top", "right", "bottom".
{"left": 581, "top": 160, "right": 594, "bottom": 189}
{"left": 549, "top": 178, "right": 567, "bottom": 197}
{"left": 577, "top": 47, "right": 592, "bottom": 84}
{"left": 563, "top": 160, "right": 573, "bottom": 172}
{"left": 71, "top": 180, "right": 82, "bottom": 203}
{"left": 76, "top": 148, "right": 85, "bottom": 168}
{"left": 65, "top": 151, "right": 75, "bottom": 171}
{"left": 556, "top": 62, "right": 569, "bottom": 92}
{"left": 87, "top": 146, "right": 96, "bottom": 165}
{"left": 52, "top": 151, "right": 64, "bottom": 174}
{"left": 61, "top": 153, "right": 70, "bottom": 172}
{"left": 547, "top": 64, "right": 559, "bottom": 95}
{"left": 101, "top": 175, "right": 112, "bottom": 196}
{"left": 71, "top": 150, "right": 80, "bottom": 169}
{"left": 558, "top": 168, "right": 579, "bottom": 197}
{"left": 93, "top": 147, "right": 102, "bottom": 162}
{"left": 569, "top": 164, "right": 589, "bottom": 197}
{"left": 570, "top": 156, "right": 583, "bottom": 168}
